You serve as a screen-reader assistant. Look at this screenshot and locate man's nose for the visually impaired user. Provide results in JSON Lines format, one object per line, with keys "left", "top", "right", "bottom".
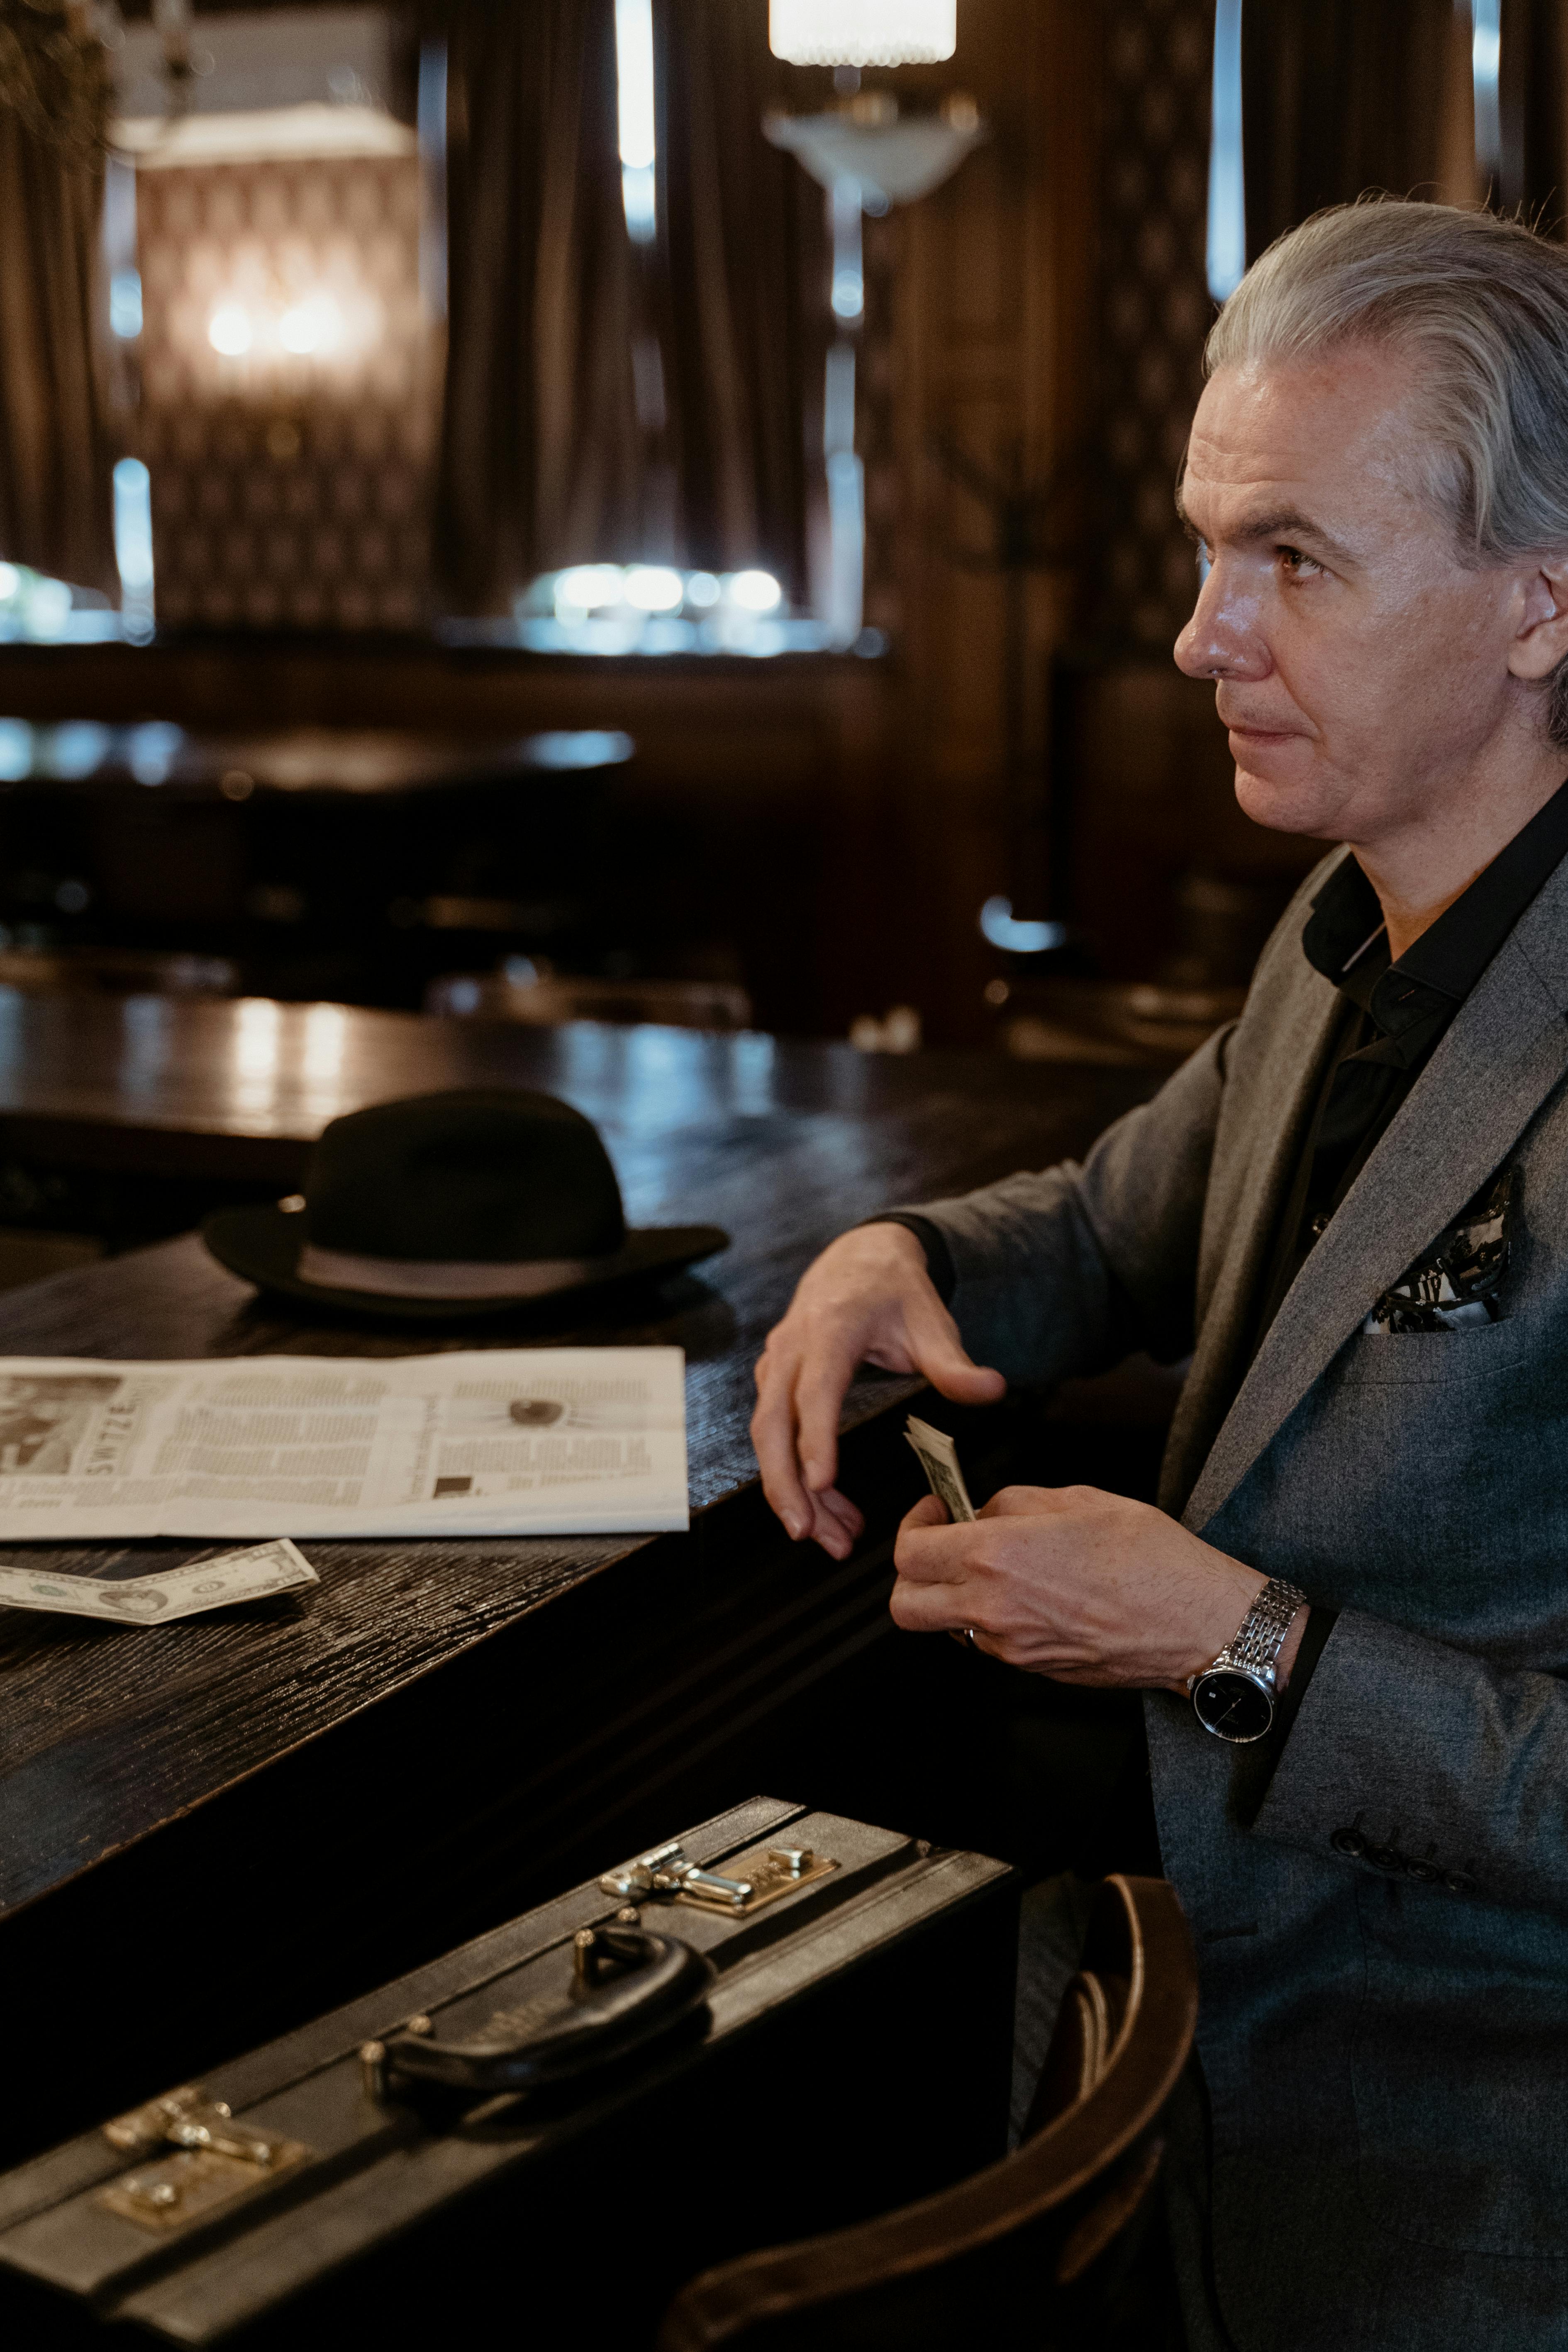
{"left": 1173, "top": 562, "right": 1269, "bottom": 682}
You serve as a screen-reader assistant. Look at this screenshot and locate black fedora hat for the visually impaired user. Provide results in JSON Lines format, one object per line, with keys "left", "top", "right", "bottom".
{"left": 202, "top": 1089, "right": 729, "bottom": 1321}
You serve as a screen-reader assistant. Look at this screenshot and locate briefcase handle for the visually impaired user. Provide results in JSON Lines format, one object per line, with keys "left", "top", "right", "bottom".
{"left": 374, "top": 1924, "right": 715, "bottom": 2100}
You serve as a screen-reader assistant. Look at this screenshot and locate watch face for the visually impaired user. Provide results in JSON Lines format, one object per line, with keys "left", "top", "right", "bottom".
{"left": 1192, "top": 1667, "right": 1274, "bottom": 1744}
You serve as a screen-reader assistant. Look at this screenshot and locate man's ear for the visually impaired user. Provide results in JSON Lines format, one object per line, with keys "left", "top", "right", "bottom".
{"left": 1508, "top": 555, "right": 1568, "bottom": 682}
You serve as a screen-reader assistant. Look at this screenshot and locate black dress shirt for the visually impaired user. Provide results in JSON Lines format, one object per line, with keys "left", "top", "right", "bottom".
{"left": 881, "top": 774, "right": 1568, "bottom": 1358}
{"left": 1249, "top": 775, "right": 1568, "bottom": 1362}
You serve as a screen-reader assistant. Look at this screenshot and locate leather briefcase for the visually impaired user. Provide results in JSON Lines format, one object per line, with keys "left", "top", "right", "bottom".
{"left": 0, "top": 1796, "right": 1018, "bottom": 2349}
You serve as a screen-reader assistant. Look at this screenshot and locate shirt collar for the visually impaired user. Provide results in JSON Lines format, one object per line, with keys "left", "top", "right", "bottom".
{"left": 1302, "top": 775, "right": 1568, "bottom": 1050}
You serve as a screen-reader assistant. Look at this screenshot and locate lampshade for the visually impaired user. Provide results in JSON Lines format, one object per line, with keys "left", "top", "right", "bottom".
{"left": 768, "top": 1, "right": 956, "bottom": 68}
{"left": 765, "top": 106, "right": 985, "bottom": 208}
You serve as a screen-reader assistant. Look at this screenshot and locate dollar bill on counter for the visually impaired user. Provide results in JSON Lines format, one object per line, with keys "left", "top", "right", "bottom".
{"left": 905, "top": 1415, "right": 977, "bottom": 1523}
{"left": 0, "top": 1538, "right": 319, "bottom": 1624}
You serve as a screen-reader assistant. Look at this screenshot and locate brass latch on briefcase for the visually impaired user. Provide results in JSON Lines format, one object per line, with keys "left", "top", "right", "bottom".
{"left": 600, "top": 1838, "right": 836, "bottom": 1916}
{"left": 96, "top": 2085, "right": 310, "bottom": 2233}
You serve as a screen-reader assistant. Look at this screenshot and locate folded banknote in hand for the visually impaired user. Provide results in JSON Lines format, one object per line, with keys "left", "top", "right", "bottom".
{"left": 905, "top": 1415, "right": 977, "bottom": 1523}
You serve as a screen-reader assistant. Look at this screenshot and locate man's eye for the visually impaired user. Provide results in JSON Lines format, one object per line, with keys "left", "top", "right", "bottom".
{"left": 1278, "top": 545, "right": 1322, "bottom": 576}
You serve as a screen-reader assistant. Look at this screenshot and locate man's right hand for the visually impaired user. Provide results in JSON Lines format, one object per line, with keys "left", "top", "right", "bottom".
{"left": 750, "top": 1222, "right": 1007, "bottom": 1559}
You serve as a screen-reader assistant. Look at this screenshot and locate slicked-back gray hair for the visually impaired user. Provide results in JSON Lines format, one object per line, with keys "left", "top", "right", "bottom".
{"left": 1206, "top": 199, "right": 1568, "bottom": 747}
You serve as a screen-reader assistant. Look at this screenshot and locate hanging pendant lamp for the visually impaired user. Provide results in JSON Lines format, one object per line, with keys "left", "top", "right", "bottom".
{"left": 768, "top": 1, "right": 957, "bottom": 69}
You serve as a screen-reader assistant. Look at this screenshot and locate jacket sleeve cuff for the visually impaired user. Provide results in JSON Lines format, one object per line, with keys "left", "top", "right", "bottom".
{"left": 1250, "top": 1608, "right": 1562, "bottom": 1903}
{"left": 1231, "top": 1603, "right": 1336, "bottom": 1825}
{"left": 857, "top": 1213, "right": 957, "bottom": 1303}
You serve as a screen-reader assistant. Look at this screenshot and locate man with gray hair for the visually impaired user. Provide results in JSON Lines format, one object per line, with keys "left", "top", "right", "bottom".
{"left": 753, "top": 200, "right": 1568, "bottom": 2348}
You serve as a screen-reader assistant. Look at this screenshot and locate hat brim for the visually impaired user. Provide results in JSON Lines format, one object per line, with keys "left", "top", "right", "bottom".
{"left": 201, "top": 1205, "right": 730, "bottom": 1323}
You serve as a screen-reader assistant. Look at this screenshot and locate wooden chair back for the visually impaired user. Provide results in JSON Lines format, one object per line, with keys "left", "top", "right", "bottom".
{"left": 655, "top": 1873, "right": 1197, "bottom": 2352}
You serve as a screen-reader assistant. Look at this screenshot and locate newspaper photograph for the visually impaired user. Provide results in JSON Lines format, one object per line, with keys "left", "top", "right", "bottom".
{"left": 0, "top": 1349, "right": 688, "bottom": 1538}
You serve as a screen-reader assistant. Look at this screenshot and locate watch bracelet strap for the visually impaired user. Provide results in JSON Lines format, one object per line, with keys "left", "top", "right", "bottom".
{"left": 1216, "top": 1578, "right": 1307, "bottom": 1678}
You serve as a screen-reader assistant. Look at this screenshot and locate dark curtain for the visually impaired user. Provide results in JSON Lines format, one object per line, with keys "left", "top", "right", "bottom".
{"left": 653, "top": 0, "right": 824, "bottom": 599}
{"left": 1501, "top": 0, "right": 1568, "bottom": 229}
{"left": 1240, "top": 0, "right": 1456, "bottom": 261}
{"left": 0, "top": 111, "right": 117, "bottom": 593}
{"left": 434, "top": 0, "right": 641, "bottom": 613}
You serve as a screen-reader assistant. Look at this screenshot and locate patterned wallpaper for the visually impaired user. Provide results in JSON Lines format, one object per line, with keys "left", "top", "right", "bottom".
{"left": 135, "top": 154, "right": 439, "bottom": 631}
{"left": 1092, "top": 0, "right": 1214, "bottom": 648}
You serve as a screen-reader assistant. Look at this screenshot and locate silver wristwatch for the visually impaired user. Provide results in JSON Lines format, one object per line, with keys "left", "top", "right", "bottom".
{"left": 1189, "top": 1579, "right": 1307, "bottom": 1745}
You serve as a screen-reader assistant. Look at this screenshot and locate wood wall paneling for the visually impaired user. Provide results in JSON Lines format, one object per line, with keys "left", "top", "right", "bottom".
{"left": 859, "top": 0, "right": 1101, "bottom": 1040}
{"left": 136, "top": 154, "right": 439, "bottom": 631}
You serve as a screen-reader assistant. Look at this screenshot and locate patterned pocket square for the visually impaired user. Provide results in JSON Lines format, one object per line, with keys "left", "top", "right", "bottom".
{"left": 1364, "top": 1166, "right": 1515, "bottom": 1335}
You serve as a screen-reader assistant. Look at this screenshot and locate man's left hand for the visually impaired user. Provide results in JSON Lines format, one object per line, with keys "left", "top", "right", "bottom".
{"left": 891, "top": 1484, "right": 1306, "bottom": 1693}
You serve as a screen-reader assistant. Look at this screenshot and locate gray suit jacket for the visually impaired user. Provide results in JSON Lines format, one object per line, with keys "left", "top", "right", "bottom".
{"left": 905, "top": 848, "right": 1568, "bottom": 2350}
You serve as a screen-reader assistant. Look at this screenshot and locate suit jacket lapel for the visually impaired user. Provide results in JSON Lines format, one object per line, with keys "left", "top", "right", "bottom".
{"left": 1183, "top": 886, "right": 1568, "bottom": 1533}
{"left": 1158, "top": 970, "right": 1342, "bottom": 1517}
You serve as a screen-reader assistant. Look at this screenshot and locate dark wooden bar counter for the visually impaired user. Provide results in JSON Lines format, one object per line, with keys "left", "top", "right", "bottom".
{"left": 0, "top": 990, "right": 1129, "bottom": 1199}
{"left": 0, "top": 1009, "right": 1161, "bottom": 2163}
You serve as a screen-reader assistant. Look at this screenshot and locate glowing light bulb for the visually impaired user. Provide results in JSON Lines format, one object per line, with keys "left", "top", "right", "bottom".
{"left": 624, "top": 565, "right": 683, "bottom": 612}
{"left": 730, "top": 569, "right": 783, "bottom": 612}
{"left": 208, "top": 304, "right": 253, "bottom": 356}
{"left": 556, "top": 565, "right": 625, "bottom": 611}
{"left": 278, "top": 297, "right": 341, "bottom": 356}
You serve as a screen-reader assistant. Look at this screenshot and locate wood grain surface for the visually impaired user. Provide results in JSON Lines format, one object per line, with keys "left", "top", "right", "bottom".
{"left": 0, "top": 992, "right": 1127, "bottom": 1183}
{"left": 0, "top": 1018, "right": 1158, "bottom": 2160}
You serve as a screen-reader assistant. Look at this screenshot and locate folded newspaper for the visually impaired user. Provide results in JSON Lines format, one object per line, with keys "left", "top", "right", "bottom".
{"left": 0, "top": 1349, "right": 688, "bottom": 1539}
